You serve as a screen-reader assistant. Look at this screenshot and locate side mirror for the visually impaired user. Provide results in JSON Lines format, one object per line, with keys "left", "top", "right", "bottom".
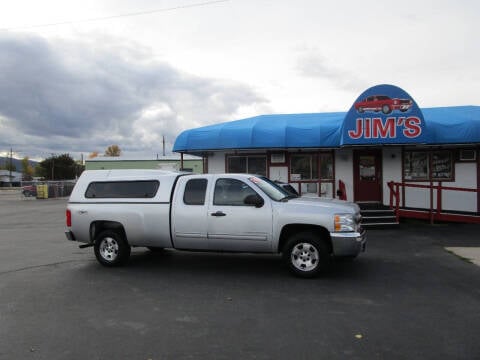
{"left": 244, "top": 194, "right": 264, "bottom": 208}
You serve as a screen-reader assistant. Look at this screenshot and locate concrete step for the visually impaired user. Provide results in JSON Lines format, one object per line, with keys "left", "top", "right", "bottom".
{"left": 358, "top": 203, "right": 398, "bottom": 228}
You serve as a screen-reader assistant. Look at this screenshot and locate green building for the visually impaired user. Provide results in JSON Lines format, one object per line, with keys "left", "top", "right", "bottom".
{"left": 85, "top": 155, "right": 204, "bottom": 173}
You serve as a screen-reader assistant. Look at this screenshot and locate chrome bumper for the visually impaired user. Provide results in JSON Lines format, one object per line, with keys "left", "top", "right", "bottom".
{"left": 330, "top": 229, "right": 367, "bottom": 256}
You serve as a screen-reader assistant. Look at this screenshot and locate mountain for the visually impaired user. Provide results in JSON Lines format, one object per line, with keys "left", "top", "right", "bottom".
{"left": 0, "top": 157, "right": 38, "bottom": 171}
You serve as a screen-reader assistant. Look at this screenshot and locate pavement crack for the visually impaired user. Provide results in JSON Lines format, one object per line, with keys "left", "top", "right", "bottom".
{"left": 0, "top": 259, "right": 93, "bottom": 276}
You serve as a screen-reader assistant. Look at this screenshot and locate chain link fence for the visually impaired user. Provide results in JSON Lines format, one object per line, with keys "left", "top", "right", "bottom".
{"left": 20, "top": 180, "right": 77, "bottom": 199}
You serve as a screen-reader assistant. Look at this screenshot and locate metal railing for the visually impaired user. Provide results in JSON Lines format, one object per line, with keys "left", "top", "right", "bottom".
{"left": 388, "top": 181, "right": 480, "bottom": 224}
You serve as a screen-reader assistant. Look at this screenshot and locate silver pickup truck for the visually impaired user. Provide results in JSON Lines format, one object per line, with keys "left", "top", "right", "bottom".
{"left": 65, "top": 170, "right": 366, "bottom": 277}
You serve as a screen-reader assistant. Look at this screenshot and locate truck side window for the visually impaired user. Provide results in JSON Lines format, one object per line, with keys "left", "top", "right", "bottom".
{"left": 85, "top": 181, "right": 159, "bottom": 198}
{"left": 183, "top": 179, "right": 208, "bottom": 205}
{"left": 214, "top": 178, "right": 257, "bottom": 206}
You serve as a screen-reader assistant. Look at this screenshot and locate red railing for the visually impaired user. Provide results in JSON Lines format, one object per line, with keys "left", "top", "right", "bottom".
{"left": 337, "top": 180, "right": 347, "bottom": 200}
{"left": 388, "top": 181, "right": 480, "bottom": 224}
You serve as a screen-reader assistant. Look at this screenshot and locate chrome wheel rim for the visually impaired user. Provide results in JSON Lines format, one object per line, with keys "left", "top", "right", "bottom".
{"left": 291, "top": 242, "right": 319, "bottom": 272}
{"left": 99, "top": 237, "right": 119, "bottom": 262}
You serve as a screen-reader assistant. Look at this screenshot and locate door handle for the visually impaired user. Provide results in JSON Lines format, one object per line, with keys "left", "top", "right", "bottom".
{"left": 211, "top": 211, "right": 226, "bottom": 217}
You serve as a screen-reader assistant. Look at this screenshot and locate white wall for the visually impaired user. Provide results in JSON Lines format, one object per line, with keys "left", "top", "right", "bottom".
{"left": 402, "top": 162, "right": 477, "bottom": 212}
{"left": 441, "top": 163, "right": 477, "bottom": 212}
{"left": 269, "top": 166, "right": 288, "bottom": 182}
{"left": 382, "top": 147, "right": 402, "bottom": 205}
{"left": 403, "top": 182, "right": 432, "bottom": 209}
{"left": 334, "top": 149, "right": 354, "bottom": 201}
{"left": 208, "top": 152, "right": 226, "bottom": 173}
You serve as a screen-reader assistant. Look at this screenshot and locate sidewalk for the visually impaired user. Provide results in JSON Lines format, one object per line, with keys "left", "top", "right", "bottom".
{"left": 446, "top": 247, "right": 480, "bottom": 266}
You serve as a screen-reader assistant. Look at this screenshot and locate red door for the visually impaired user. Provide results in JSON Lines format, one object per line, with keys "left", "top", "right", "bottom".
{"left": 354, "top": 150, "right": 382, "bottom": 202}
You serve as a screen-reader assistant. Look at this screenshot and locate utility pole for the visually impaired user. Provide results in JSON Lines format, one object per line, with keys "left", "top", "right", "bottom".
{"left": 51, "top": 153, "right": 55, "bottom": 181}
{"left": 162, "top": 135, "right": 166, "bottom": 156}
{"left": 9, "top": 148, "right": 12, "bottom": 186}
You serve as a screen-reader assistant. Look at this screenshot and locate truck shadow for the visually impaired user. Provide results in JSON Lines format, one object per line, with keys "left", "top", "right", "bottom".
{"left": 119, "top": 248, "right": 369, "bottom": 280}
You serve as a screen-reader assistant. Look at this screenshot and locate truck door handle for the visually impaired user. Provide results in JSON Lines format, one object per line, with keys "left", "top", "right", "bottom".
{"left": 211, "top": 211, "right": 226, "bottom": 217}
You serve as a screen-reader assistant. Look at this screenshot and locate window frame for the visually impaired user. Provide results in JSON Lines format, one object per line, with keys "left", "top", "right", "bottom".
{"left": 213, "top": 178, "right": 259, "bottom": 206}
{"left": 431, "top": 151, "right": 454, "bottom": 181}
{"left": 85, "top": 180, "right": 160, "bottom": 199}
{"left": 403, "top": 149, "right": 455, "bottom": 182}
{"left": 288, "top": 151, "right": 335, "bottom": 198}
{"left": 290, "top": 153, "right": 319, "bottom": 181}
{"left": 226, "top": 154, "right": 267, "bottom": 176}
{"left": 183, "top": 178, "right": 208, "bottom": 205}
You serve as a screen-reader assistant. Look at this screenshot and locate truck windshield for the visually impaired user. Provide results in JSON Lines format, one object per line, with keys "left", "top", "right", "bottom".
{"left": 248, "top": 176, "right": 296, "bottom": 201}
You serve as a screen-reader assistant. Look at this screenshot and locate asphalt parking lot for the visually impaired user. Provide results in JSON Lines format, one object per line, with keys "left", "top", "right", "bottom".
{"left": 1, "top": 194, "right": 480, "bottom": 360}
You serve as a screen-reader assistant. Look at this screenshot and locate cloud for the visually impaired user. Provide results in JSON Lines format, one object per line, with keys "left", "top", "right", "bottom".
{"left": 296, "top": 50, "right": 367, "bottom": 92}
{"left": 0, "top": 33, "right": 266, "bottom": 159}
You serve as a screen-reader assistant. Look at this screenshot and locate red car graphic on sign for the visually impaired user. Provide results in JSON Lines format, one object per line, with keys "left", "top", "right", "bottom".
{"left": 354, "top": 95, "right": 413, "bottom": 114}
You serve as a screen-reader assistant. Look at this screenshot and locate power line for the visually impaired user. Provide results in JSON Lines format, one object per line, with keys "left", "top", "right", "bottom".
{"left": 1, "top": 0, "right": 230, "bottom": 31}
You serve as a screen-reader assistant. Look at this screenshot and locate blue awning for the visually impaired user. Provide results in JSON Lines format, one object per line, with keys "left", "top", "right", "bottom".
{"left": 422, "top": 106, "right": 480, "bottom": 144}
{"left": 173, "top": 106, "right": 480, "bottom": 153}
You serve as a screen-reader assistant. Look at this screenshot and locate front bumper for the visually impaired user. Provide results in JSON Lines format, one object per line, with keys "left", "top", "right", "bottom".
{"left": 330, "top": 228, "right": 367, "bottom": 256}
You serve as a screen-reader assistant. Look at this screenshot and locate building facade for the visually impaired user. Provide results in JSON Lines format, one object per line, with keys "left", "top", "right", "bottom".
{"left": 173, "top": 85, "right": 480, "bottom": 221}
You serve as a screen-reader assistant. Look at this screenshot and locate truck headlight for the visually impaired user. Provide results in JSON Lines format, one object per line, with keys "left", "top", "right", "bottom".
{"left": 334, "top": 214, "right": 355, "bottom": 232}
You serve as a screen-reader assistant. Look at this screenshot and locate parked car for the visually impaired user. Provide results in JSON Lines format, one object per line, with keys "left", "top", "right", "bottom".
{"left": 274, "top": 181, "right": 300, "bottom": 197}
{"left": 355, "top": 95, "right": 412, "bottom": 114}
{"left": 22, "top": 185, "right": 37, "bottom": 197}
{"left": 65, "top": 170, "right": 366, "bottom": 278}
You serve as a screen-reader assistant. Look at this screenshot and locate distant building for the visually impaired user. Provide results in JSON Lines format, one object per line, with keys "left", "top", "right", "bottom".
{"left": 0, "top": 170, "right": 22, "bottom": 186}
{"left": 85, "top": 155, "right": 204, "bottom": 173}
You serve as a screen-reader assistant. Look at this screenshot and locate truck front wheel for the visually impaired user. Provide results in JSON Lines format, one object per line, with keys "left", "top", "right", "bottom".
{"left": 94, "top": 230, "right": 131, "bottom": 267}
{"left": 283, "top": 232, "right": 330, "bottom": 278}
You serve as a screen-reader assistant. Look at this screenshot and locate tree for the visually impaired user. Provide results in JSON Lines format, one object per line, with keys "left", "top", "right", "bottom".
{"left": 104, "top": 145, "right": 121, "bottom": 157}
{"left": 21, "top": 156, "right": 34, "bottom": 180}
{"left": 0, "top": 160, "right": 16, "bottom": 171}
{"left": 88, "top": 151, "right": 99, "bottom": 159}
{"left": 34, "top": 164, "right": 44, "bottom": 178}
{"left": 38, "top": 154, "right": 80, "bottom": 180}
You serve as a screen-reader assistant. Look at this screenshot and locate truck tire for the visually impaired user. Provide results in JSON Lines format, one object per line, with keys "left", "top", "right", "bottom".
{"left": 283, "top": 232, "right": 330, "bottom": 278}
{"left": 94, "top": 230, "right": 131, "bottom": 267}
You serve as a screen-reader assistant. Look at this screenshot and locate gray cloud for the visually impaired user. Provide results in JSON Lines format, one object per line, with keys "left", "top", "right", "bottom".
{"left": 0, "top": 33, "right": 266, "bottom": 159}
{"left": 296, "top": 51, "right": 367, "bottom": 92}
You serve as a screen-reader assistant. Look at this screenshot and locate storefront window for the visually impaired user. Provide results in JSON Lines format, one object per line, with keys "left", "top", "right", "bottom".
{"left": 300, "top": 182, "right": 318, "bottom": 195}
{"left": 248, "top": 156, "right": 267, "bottom": 175}
{"left": 227, "top": 155, "right": 266, "bottom": 176}
{"left": 289, "top": 152, "right": 334, "bottom": 198}
{"left": 432, "top": 151, "right": 453, "bottom": 180}
{"left": 320, "top": 153, "right": 333, "bottom": 180}
{"left": 290, "top": 154, "right": 318, "bottom": 180}
{"left": 404, "top": 150, "right": 454, "bottom": 181}
{"left": 227, "top": 156, "right": 246, "bottom": 173}
{"left": 404, "top": 151, "right": 429, "bottom": 181}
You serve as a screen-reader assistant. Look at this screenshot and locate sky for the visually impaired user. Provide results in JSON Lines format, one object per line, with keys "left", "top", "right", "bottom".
{"left": 0, "top": 0, "right": 479, "bottom": 161}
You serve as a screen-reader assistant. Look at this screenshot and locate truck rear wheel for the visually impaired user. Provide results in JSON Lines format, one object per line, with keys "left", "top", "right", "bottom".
{"left": 94, "top": 230, "right": 131, "bottom": 267}
{"left": 283, "top": 232, "right": 330, "bottom": 278}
